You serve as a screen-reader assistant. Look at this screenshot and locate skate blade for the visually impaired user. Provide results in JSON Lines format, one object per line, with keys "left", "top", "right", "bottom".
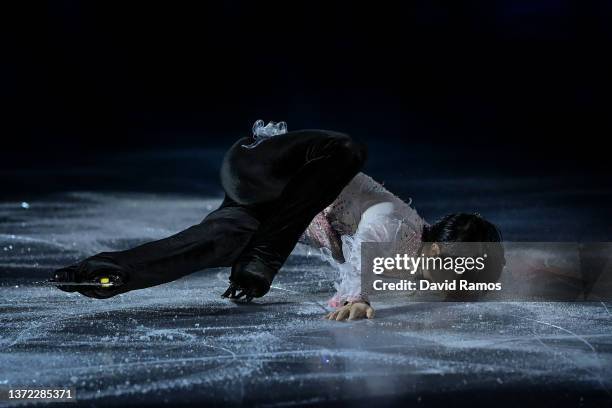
{"left": 45, "top": 276, "right": 119, "bottom": 288}
{"left": 45, "top": 281, "right": 118, "bottom": 287}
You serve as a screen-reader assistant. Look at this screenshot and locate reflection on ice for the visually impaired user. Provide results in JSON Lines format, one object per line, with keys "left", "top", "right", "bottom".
{"left": 0, "top": 192, "right": 611, "bottom": 406}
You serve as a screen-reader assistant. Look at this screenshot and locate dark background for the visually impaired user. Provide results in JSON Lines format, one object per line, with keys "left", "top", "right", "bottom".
{"left": 1, "top": 0, "right": 611, "bottom": 239}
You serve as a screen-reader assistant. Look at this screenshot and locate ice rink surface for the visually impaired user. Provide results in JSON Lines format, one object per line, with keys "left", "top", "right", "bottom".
{"left": 1, "top": 193, "right": 612, "bottom": 407}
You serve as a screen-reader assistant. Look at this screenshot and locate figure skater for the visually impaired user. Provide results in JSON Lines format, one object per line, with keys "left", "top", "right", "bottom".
{"left": 52, "top": 121, "right": 505, "bottom": 320}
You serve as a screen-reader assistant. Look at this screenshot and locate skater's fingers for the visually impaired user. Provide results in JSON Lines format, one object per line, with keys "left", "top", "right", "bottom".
{"left": 328, "top": 311, "right": 339, "bottom": 320}
{"left": 336, "top": 307, "right": 350, "bottom": 321}
{"left": 348, "top": 306, "right": 362, "bottom": 320}
{"left": 366, "top": 306, "right": 375, "bottom": 319}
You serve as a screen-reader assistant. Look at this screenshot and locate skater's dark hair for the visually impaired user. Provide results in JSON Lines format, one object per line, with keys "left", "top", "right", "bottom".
{"left": 422, "top": 213, "right": 505, "bottom": 300}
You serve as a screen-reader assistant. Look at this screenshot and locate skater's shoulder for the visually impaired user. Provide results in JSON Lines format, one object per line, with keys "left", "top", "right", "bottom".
{"left": 348, "top": 172, "right": 388, "bottom": 192}
{"left": 345, "top": 173, "right": 398, "bottom": 201}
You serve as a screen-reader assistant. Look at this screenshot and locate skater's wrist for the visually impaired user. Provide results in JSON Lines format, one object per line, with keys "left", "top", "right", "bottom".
{"left": 343, "top": 294, "right": 370, "bottom": 307}
{"left": 328, "top": 293, "right": 369, "bottom": 308}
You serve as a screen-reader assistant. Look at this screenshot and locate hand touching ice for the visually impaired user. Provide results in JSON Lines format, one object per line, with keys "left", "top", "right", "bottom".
{"left": 325, "top": 301, "right": 374, "bottom": 321}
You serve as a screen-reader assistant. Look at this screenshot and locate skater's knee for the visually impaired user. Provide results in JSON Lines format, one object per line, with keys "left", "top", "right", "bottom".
{"left": 198, "top": 211, "right": 259, "bottom": 259}
{"left": 332, "top": 135, "right": 367, "bottom": 168}
{"left": 202, "top": 208, "right": 259, "bottom": 237}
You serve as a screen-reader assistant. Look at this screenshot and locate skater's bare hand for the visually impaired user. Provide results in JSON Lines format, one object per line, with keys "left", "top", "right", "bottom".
{"left": 324, "top": 302, "right": 374, "bottom": 321}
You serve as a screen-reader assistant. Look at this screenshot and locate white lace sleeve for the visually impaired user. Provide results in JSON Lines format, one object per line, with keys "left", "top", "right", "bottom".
{"left": 327, "top": 202, "right": 402, "bottom": 307}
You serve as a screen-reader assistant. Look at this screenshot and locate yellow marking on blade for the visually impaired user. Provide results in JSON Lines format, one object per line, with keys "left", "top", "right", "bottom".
{"left": 100, "top": 277, "right": 111, "bottom": 287}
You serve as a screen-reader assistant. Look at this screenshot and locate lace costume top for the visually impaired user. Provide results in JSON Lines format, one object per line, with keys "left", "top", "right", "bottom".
{"left": 300, "top": 172, "right": 426, "bottom": 307}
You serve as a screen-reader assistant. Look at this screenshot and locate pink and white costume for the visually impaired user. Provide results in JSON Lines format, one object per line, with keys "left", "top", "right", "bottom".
{"left": 300, "top": 172, "right": 426, "bottom": 307}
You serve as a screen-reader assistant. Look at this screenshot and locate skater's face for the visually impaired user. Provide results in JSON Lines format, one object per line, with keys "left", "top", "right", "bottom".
{"left": 418, "top": 243, "right": 440, "bottom": 281}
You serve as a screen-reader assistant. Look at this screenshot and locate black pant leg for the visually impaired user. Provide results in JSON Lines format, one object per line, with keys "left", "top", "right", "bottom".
{"left": 253, "top": 134, "right": 366, "bottom": 258}
{"left": 54, "top": 129, "right": 366, "bottom": 300}
{"left": 221, "top": 130, "right": 365, "bottom": 205}
{"left": 228, "top": 132, "right": 367, "bottom": 296}
{"left": 53, "top": 197, "right": 260, "bottom": 298}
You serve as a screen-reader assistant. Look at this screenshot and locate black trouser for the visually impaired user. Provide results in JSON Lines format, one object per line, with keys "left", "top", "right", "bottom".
{"left": 53, "top": 130, "right": 366, "bottom": 298}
